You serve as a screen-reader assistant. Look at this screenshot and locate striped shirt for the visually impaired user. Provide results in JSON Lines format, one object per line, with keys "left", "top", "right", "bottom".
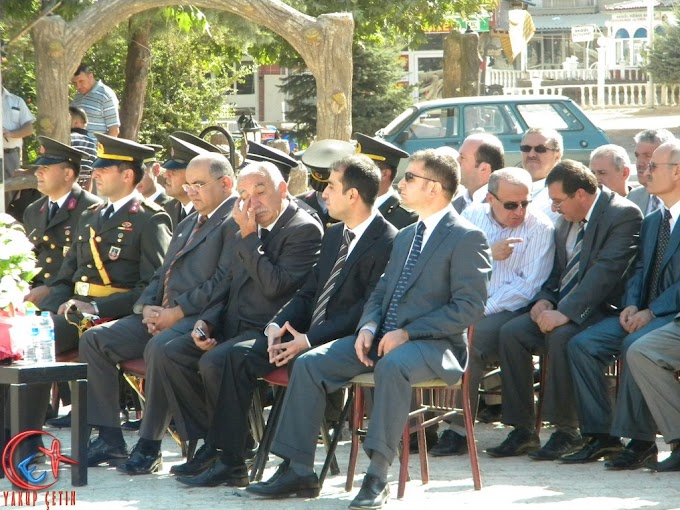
{"left": 70, "top": 128, "right": 97, "bottom": 171}
{"left": 462, "top": 203, "right": 555, "bottom": 315}
{"left": 71, "top": 80, "right": 120, "bottom": 134}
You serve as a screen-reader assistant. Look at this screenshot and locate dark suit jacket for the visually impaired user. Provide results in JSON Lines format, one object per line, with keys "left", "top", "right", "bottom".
{"left": 359, "top": 209, "right": 492, "bottom": 385}
{"left": 622, "top": 208, "right": 680, "bottom": 316}
{"left": 163, "top": 199, "right": 193, "bottom": 231}
{"left": 272, "top": 214, "right": 397, "bottom": 347}
{"left": 135, "top": 196, "right": 239, "bottom": 317}
{"left": 153, "top": 191, "right": 172, "bottom": 208}
{"left": 23, "top": 184, "right": 102, "bottom": 286}
{"left": 535, "top": 186, "right": 642, "bottom": 325}
{"left": 378, "top": 195, "right": 417, "bottom": 230}
{"left": 627, "top": 185, "right": 651, "bottom": 215}
{"left": 202, "top": 201, "right": 323, "bottom": 340}
{"left": 42, "top": 196, "right": 172, "bottom": 318}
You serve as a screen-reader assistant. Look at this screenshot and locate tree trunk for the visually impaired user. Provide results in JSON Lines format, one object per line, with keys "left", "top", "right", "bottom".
{"left": 119, "top": 16, "right": 153, "bottom": 140}
{"left": 443, "top": 31, "right": 481, "bottom": 98}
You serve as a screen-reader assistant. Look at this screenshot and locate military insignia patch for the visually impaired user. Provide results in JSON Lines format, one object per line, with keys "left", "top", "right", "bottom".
{"left": 129, "top": 202, "right": 140, "bottom": 213}
{"left": 109, "top": 246, "right": 121, "bottom": 260}
{"left": 67, "top": 198, "right": 77, "bottom": 210}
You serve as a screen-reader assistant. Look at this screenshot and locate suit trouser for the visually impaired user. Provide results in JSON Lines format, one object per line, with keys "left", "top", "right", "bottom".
{"left": 499, "top": 311, "right": 604, "bottom": 429}
{"left": 271, "top": 335, "right": 454, "bottom": 467}
{"left": 79, "top": 314, "right": 195, "bottom": 428}
{"left": 627, "top": 320, "right": 680, "bottom": 444}
{"left": 568, "top": 314, "right": 672, "bottom": 435}
{"left": 449, "top": 310, "right": 522, "bottom": 429}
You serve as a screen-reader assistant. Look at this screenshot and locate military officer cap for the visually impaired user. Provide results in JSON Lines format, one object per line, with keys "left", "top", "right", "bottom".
{"left": 172, "top": 131, "right": 224, "bottom": 155}
{"left": 93, "top": 133, "right": 156, "bottom": 169}
{"left": 163, "top": 135, "right": 210, "bottom": 170}
{"left": 34, "top": 136, "right": 88, "bottom": 166}
{"left": 301, "top": 139, "right": 356, "bottom": 192}
{"left": 355, "top": 132, "right": 409, "bottom": 170}
{"left": 246, "top": 141, "right": 298, "bottom": 180}
{"left": 144, "top": 144, "right": 164, "bottom": 164}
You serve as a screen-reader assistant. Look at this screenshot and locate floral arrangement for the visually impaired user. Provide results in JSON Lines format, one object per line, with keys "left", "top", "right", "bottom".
{"left": 0, "top": 213, "right": 40, "bottom": 311}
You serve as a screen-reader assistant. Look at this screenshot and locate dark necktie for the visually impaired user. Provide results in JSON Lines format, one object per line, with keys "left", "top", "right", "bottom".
{"left": 559, "top": 220, "right": 586, "bottom": 304}
{"left": 378, "top": 221, "right": 426, "bottom": 338}
{"left": 260, "top": 228, "right": 270, "bottom": 241}
{"left": 48, "top": 201, "right": 59, "bottom": 222}
{"left": 161, "top": 215, "right": 207, "bottom": 307}
{"left": 310, "top": 228, "right": 355, "bottom": 328}
{"left": 178, "top": 206, "right": 187, "bottom": 223}
{"left": 102, "top": 204, "right": 114, "bottom": 221}
{"left": 646, "top": 208, "right": 672, "bottom": 305}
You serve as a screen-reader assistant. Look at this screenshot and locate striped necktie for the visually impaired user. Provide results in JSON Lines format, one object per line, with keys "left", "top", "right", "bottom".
{"left": 558, "top": 220, "right": 586, "bottom": 304}
{"left": 646, "top": 208, "right": 672, "bottom": 305}
{"left": 161, "top": 215, "right": 207, "bottom": 307}
{"left": 309, "top": 228, "right": 355, "bottom": 329}
{"left": 378, "top": 221, "right": 426, "bottom": 338}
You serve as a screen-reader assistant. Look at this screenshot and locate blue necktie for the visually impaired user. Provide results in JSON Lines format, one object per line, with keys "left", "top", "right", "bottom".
{"left": 378, "top": 221, "right": 426, "bottom": 338}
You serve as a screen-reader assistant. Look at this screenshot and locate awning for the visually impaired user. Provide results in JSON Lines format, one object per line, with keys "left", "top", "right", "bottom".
{"left": 532, "top": 13, "right": 609, "bottom": 31}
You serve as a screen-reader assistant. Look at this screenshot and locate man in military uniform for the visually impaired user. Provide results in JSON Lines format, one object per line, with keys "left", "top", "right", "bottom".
{"left": 355, "top": 133, "right": 416, "bottom": 230}
{"left": 136, "top": 145, "right": 172, "bottom": 208}
{"left": 23, "top": 136, "right": 102, "bottom": 307}
{"left": 297, "top": 139, "right": 356, "bottom": 230}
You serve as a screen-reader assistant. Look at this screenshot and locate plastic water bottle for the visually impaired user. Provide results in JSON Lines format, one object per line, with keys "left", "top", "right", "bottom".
{"left": 23, "top": 310, "right": 38, "bottom": 363}
{"left": 38, "top": 311, "right": 56, "bottom": 363}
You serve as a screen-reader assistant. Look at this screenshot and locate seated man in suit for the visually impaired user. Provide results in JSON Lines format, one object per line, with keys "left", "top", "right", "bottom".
{"left": 588, "top": 144, "right": 635, "bottom": 198}
{"left": 430, "top": 167, "right": 555, "bottom": 456}
{"left": 175, "top": 155, "right": 397, "bottom": 486}
{"left": 628, "top": 129, "right": 675, "bottom": 216}
{"left": 80, "top": 149, "right": 239, "bottom": 468}
{"left": 487, "top": 160, "right": 642, "bottom": 460}
{"left": 626, "top": 315, "right": 680, "bottom": 472}
{"left": 563, "top": 139, "right": 680, "bottom": 468}
{"left": 247, "top": 149, "right": 492, "bottom": 510}
{"left": 355, "top": 133, "right": 417, "bottom": 229}
{"left": 122, "top": 162, "right": 322, "bottom": 480}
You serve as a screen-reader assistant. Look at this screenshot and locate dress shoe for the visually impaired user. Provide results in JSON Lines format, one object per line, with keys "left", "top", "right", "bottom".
{"left": 528, "top": 430, "right": 584, "bottom": 461}
{"left": 649, "top": 447, "right": 680, "bottom": 472}
{"left": 176, "top": 458, "right": 249, "bottom": 487}
{"left": 430, "top": 430, "right": 468, "bottom": 457}
{"left": 121, "top": 418, "right": 142, "bottom": 431}
{"left": 46, "top": 412, "right": 71, "bottom": 429}
{"left": 408, "top": 427, "right": 439, "bottom": 453}
{"left": 486, "top": 427, "right": 540, "bottom": 458}
{"left": 349, "top": 473, "right": 389, "bottom": 510}
{"left": 604, "top": 441, "right": 658, "bottom": 470}
{"left": 116, "top": 442, "right": 162, "bottom": 475}
{"left": 246, "top": 464, "right": 320, "bottom": 498}
{"left": 170, "top": 443, "right": 218, "bottom": 476}
{"left": 560, "top": 436, "right": 624, "bottom": 463}
{"left": 87, "top": 437, "right": 128, "bottom": 467}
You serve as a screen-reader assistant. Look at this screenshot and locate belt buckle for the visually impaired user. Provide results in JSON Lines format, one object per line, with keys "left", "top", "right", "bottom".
{"left": 75, "top": 281, "right": 90, "bottom": 296}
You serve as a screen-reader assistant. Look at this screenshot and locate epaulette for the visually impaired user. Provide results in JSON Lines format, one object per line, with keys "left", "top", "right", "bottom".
{"left": 140, "top": 199, "right": 164, "bottom": 212}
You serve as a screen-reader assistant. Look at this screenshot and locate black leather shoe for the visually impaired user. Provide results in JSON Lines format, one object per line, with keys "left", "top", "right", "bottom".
{"left": 121, "top": 418, "right": 142, "bottom": 431}
{"left": 170, "top": 443, "right": 218, "bottom": 476}
{"left": 349, "top": 473, "right": 389, "bottom": 510}
{"left": 409, "top": 427, "right": 439, "bottom": 453}
{"left": 46, "top": 412, "right": 71, "bottom": 429}
{"left": 430, "top": 430, "right": 468, "bottom": 457}
{"left": 528, "top": 430, "right": 584, "bottom": 461}
{"left": 486, "top": 427, "right": 540, "bottom": 458}
{"left": 649, "top": 448, "right": 680, "bottom": 472}
{"left": 87, "top": 437, "right": 128, "bottom": 467}
{"left": 176, "top": 458, "right": 249, "bottom": 487}
{"left": 116, "top": 442, "right": 162, "bottom": 475}
{"left": 246, "top": 464, "right": 320, "bottom": 498}
{"left": 560, "top": 436, "right": 624, "bottom": 463}
{"left": 604, "top": 441, "right": 658, "bottom": 470}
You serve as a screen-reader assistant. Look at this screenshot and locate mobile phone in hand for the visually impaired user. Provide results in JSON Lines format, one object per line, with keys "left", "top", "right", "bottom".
{"left": 195, "top": 326, "right": 208, "bottom": 341}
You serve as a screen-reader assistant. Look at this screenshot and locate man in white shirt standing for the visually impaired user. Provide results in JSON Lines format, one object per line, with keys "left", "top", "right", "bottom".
{"left": 431, "top": 167, "right": 555, "bottom": 456}
{"left": 2, "top": 86, "right": 35, "bottom": 208}
{"left": 452, "top": 133, "right": 505, "bottom": 213}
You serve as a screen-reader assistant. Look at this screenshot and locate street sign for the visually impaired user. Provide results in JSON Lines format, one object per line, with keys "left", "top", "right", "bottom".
{"left": 572, "top": 25, "right": 595, "bottom": 43}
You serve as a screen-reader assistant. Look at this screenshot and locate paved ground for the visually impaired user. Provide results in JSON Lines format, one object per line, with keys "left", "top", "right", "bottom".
{"left": 3, "top": 416, "right": 680, "bottom": 510}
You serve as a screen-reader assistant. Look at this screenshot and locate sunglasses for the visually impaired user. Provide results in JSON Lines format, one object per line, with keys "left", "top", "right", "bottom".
{"left": 490, "top": 192, "right": 531, "bottom": 211}
{"left": 519, "top": 144, "right": 558, "bottom": 154}
{"left": 404, "top": 171, "right": 439, "bottom": 184}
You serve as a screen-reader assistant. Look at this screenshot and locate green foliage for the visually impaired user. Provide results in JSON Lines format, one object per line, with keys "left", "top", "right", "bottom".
{"left": 646, "top": 5, "right": 680, "bottom": 84}
{"left": 280, "top": 41, "right": 414, "bottom": 138}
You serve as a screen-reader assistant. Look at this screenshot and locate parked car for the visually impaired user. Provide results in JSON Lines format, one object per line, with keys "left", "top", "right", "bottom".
{"left": 376, "top": 95, "right": 610, "bottom": 168}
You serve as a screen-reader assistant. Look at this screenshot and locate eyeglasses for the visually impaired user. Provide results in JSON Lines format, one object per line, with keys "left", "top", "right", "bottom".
{"left": 404, "top": 171, "right": 439, "bottom": 184}
{"left": 490, "top": 192, "right": 531, "bottom": 211}
{"left": 519, "top": 144, "right": 558, "bottom": 154}
{"left": 550, "top": 195, "right": 574, "bottom": 209}
{"left": 647, "top": 162, "right": 680, "bottom": 172}
{"left": 182, "top": 177, "right": 222, "bottom": 193}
